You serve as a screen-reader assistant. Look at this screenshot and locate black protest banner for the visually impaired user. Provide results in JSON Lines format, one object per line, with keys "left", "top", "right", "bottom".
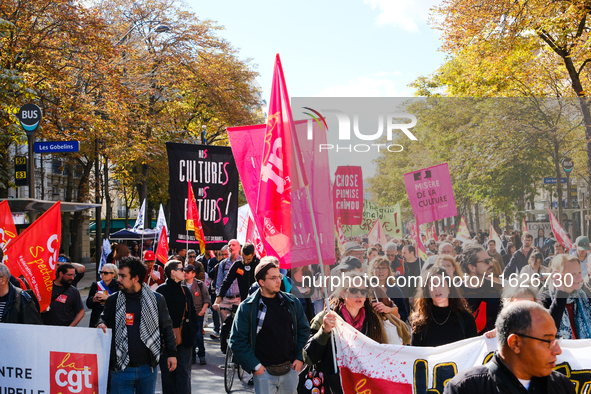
{"left": 166, "top": 142, "right": 239, "bottom": 251}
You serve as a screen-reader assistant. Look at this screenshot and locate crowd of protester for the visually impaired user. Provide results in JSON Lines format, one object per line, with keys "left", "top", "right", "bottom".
{"left": 0, "top": 227, "right": 588, "bottom": 394}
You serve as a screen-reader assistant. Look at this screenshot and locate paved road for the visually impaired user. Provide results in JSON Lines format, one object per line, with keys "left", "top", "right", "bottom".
{"left": 78, "top": 263, "right": 254, "bottom": 393}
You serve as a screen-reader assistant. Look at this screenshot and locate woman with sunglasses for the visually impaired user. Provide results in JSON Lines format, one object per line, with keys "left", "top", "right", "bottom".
{"left": 303, "top": 272, "right": 387, "bottom": 394}
{"left": 86, "top": 263, "right": 119, "bottom": 327}
{"left": 410, "top": 266, "right": 477, "bottom": 347}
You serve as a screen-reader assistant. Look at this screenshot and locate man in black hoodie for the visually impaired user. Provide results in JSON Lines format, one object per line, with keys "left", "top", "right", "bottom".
{"left": 503, "top": 232, "right": 533, "bottom": 276}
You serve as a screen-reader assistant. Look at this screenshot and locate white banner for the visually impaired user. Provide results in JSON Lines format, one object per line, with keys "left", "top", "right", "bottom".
{"left": 332, "top": 316, "right": 591, "bottom": 394}
{"left": 0, "top": 324, "right": 111, "bottom": 394}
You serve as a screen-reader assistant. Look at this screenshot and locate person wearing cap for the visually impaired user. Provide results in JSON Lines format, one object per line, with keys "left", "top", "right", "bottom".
{"left": 143, "top": 250, "right": 165, "bottom": 290}
{"left": 186, "top": 249, "right": 206, "bottom": 281}
{"left": 229, "top": 256, "right": 310, "bottom": 394}
{"left": 183, "top": 264, "right": 210, "bottom": 365}
{"left": 156, "top": 260, "right": 199, "bottom": 394}
{"left": 342, "top": 241, "right": 365, "bottom": 262}
{"left": 213, "top": 243, "right": 260, "bottom": 309}
{"left": 570, "top": 236, "right": 590, "bottom": 278}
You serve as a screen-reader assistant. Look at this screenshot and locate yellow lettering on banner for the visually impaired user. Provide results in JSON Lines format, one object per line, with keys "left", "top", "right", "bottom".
{"left": 29, "top": 245, "right": 44, "bottom": 258}
{"left": 27, "top": 258, "right": 53, "bottom": 292}
{"left": 57, "top": 353, "right": 85, "bottom": 371}
{"left": 355, "top": 378, "right": 371, "bottom": 394}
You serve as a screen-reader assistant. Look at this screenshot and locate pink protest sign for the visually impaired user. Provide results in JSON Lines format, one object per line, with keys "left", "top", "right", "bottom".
{"left": 404, "top": 163, "right": 457, "bottom": 225}
{"left": 333, "top": 166, "right": 363, "bottom": 225}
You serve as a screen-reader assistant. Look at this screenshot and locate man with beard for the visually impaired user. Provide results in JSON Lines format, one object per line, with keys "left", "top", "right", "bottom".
{"left": 503, "top": 232, "right": 534, "bottom": 276}
{"left": 41, "top": 263, "right": 84, "bottom": 326}
{"left": 459, "top": 244, "right": 501, "bottom": 334}
{"left": 98, "top": 257, "right": 177, "bottom": 394}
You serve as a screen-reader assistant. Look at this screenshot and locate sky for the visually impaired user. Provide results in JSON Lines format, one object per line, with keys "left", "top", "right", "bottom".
{"left": 187, "top": 0, "right": 446, "bottom": 102}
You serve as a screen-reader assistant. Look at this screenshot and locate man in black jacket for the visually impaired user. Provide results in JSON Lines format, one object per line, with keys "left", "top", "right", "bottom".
{"left": 503, "top": 232, "right": 533, "bottom": 276}
{"left": 0, "top": 263, "right": 42, "bottom": 324}
{"left": 156, "top": 260, "right": 199, "bottom": 394}
{"left": 443, "top": 301, "right": 574, "bottom": 394}
{"left": 98, "top": 257, "right": 177, "bottom": 394}
{"left": 213, "top": 242, "right": 260, "bottom": 306}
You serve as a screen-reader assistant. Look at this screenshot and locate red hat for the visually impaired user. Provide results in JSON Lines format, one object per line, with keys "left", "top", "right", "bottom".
{"left": 144, "top": 250, "right": 156, "bottom": 261}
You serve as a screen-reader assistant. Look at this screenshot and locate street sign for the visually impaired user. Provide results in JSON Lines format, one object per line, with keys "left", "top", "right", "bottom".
{"left": 14, "top": 156, "right": 27, "bottom": 186}
{"left": 562, "top": 158, "right": 574, "bottom": 173}
{"left": 17, "top": 103, "right": 42, "bottom": 134}
{"left": 34, "top": 141, "right": 80, "bottom": 153}
{"left": 543, "top": 177, "right": 567, "bottom": 184}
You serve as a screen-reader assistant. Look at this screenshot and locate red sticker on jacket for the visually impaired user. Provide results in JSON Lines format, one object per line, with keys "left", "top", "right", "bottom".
{"left": 194, "top": 291, "right": 200, "bottom": 297}
{"left": 236, "top": 268, "right": 244, "bottom": 275}
{"left": 126, "top": 313, "right": 134, "bottom": 326}
{"left": 56, "top": 295, "right": 68, "bottom": 303}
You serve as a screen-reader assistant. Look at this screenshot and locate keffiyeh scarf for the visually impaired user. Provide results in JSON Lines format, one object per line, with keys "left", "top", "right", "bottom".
{"left": 114, "top": 283, "right": 161, "bottom": 370}
{"left": 552, "top": 288, "right": 591, "bottom": 340}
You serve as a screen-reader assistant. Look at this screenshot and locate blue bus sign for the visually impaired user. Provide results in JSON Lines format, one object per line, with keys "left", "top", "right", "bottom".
{"left": 543, "top": 177, "right": 567, "bottom": 184}
{"left": 34, "top": 141, "right": 80, "bottom": 153}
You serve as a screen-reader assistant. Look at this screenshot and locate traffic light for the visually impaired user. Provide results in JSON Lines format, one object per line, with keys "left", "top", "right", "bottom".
{"left": 14, "top": 156, "right": 27, "bottom": 186}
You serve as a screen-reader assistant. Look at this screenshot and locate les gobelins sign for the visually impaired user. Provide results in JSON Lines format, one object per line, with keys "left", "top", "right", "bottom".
{"left": 166, "top": 143, "right": 239, "bottom": 250}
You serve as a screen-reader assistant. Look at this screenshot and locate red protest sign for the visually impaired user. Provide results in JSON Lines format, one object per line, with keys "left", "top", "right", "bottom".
{"left": 333, "top": 166, "right": 363, "bottom": 225}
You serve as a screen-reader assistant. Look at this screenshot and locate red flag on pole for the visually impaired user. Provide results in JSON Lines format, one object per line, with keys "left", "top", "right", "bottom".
{"left": 255, "top": 54, "right": 295, "bottom": 266}
{"left": 187, "top": 182, "right": 206, "bottom": 255}
{"left": 522, "top": 218, "right": 529, "bottom": 233}
{"left": 0, "top": 200, "right": 18, "bottom": 266}
{"left": 155, "top": 226, "right": 169, "bottom": 265}
{"left": 5, "top": 201, "right": 61, "bottom": 312}
{"left": 548, "top": 208, "right": 573, "bottom": 250}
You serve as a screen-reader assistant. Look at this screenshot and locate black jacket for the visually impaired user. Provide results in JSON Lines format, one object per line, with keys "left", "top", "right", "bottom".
{"left": 503, "top": 247, "right": 532, "bottom": 276}
{"left": 0, "top": 282, "right": 42, "bottom": 324}
{"left": 86, "top": 280, "right": 120, "bottom": 327}
{"left": 219, "top": 256, "right": 260, "bottom": 301}
{"left": 443, "top": 353, "right": 575, "bottom": 394}
{"left": 156, "top": 279, "right": 199, "bottom": 348}
{"left": 98, "top": 288, "right": 177, "bottom": 369}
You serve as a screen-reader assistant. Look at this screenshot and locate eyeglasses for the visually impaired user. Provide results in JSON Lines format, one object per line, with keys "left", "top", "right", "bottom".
{"left": 347, "top": 288, "right": 369, "bottom": 296}
{"left": 477, "top": 258, "right": 493, "bottom": 265}
{"left": 174, "top": 267, "right": 184, "bottom": 271}
{"left": 513, "top": 333, "right": 563, "bottom": 348}
{"left": 266, "top": 274, "right": 283, "bottom": 281}
{"left": 188, "top": 255, "right": 196, "bottom": 258}
{"left": 99, "top": 271, "right": 114, "bottom": 275}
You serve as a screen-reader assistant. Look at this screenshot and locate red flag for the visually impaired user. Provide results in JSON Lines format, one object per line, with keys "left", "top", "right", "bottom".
{"left": 155, "top": 226, "right": 169, "bottom": 265}
{"left": 246, "top": 215, "right": 266, "bottom": 258}
{"left": 5, "top": 201, "right": 61, "bottom": 311}
{"left": 255, "top": 54, "right": 294, "bottom": 266}
{"left": 522, "top": 218, "right": 528, "bottom": 233}
{"left": 0, "top": 200, "right": 18, "bottom": 269}
{"left": 548, "top": 209, "right": 573, "bottom": 250}
{"left": 187, "top": 182, "right": 206, "bottom": 255}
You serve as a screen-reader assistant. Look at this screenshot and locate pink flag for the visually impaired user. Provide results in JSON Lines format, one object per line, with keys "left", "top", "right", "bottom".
{"left": 254, "top": 54, "right": 295, "bottom": 264}
{"left": 368, "top": 218, "right": 387, "bottom": 246}
{"left": 404, "top": 163, "right": 457, "bottom": 226}
{"left": 522, "top": 218, "right": 529, "bottom": 233}
{"left": 228, "top": 119, "right": 335, "bottom": 268}
{"left": 548, "top": 209, "right": 573, "bottom": 250}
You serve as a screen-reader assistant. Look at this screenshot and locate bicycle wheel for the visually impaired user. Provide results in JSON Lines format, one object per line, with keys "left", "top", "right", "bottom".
{"left": 224, "top": 345, "right": 236, "bottom": 393}
{"left": 237, "top": 363, "right": 244, "bottom": 380}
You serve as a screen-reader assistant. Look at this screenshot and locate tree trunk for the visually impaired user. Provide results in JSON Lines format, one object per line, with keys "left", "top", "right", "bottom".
{"left": 103, "top": 157, "right": 111, "bottom": 240}
{"left": 70, "top": 160, "right": 92, "bottom": 263}
{"left": 475, "top": 203, "right": 481, "bottom": 236}
{"left": 62, "top": 159, "right": 75, "bottom": 257}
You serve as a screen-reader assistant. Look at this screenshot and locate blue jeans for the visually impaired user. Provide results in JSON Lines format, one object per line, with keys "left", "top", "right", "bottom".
{"left": 253, "top": 368, "right": 298, "bottom": 394}
{"left": 110, "top": 364, "right": 157, "bottom": 394}
{"left": 211, "top": 306, "right": 220, "bottom": 332}
{"left": 160, "top": 345, "right": 192, "bottom": 394}
{"left": 194, "top": 314, "right": 205, "bottom": 358}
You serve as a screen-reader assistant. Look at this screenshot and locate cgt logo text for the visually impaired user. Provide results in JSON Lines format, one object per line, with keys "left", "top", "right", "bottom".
{"left": 303, "top": 108, "right": 417, "bottom": 153}
{"left": 50, "top": 352, "right": 98, "bottom": 394}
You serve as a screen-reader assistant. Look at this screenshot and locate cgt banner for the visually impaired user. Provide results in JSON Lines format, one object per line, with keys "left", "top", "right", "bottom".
{"left": 404, "top": 163, "right": 457, "bottom": 226}
{"left": 0, "top": 324, "right": 111, "bottom": 394}
{"left": 333, "top": 316, "right": 591, "bottom": 394}
{"left": 333, "top": 166, "right": 363, "bottom": 225}
{"left": 166, "top": 143, "right": 239, "bottom": 250}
